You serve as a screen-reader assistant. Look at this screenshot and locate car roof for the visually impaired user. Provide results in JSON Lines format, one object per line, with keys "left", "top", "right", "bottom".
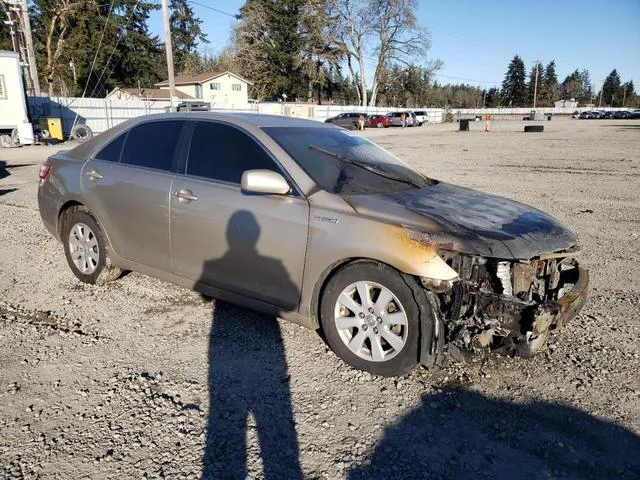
{"left": 143, "top": 111, "right": 326, "bottom": 128}
{"left": 65, "top": 112, "right": 333, "bottom": 159}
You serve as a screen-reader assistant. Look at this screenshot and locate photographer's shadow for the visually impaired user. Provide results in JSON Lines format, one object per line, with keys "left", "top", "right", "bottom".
{"left": 199, "top": 211, "right": 302, "bottom": 479}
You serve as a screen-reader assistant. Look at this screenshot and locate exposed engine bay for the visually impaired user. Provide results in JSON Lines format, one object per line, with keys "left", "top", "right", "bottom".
{"left": 422, "top": 250, "right": 587, "bottom": 362}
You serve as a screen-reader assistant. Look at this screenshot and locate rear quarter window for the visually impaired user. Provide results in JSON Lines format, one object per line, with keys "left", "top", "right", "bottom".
{"left": 94, "top": 133, "right": 127, "bottom": 162}
{"left": 120, "top": 120, "right": 185, "bottom": 172}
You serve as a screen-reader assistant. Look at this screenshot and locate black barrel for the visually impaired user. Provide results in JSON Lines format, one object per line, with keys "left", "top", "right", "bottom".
{"left": 459, "top": 119, "right": 470, "bottom": 131}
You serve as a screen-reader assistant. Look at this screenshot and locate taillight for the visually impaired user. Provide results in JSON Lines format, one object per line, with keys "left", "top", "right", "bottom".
{"left": 39, "top": 163, "right": 52, "bottom": 181}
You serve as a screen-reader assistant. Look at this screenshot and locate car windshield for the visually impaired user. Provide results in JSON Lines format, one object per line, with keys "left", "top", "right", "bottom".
{"left": 262, "top": 126, "right": 435, "bottom": 195}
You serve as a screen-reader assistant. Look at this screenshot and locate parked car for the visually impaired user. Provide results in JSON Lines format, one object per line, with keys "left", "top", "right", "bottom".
{"left": 385, "top": 111, "right": 416, "bottom": 127}
{"left": 369, "top": 114, "right": 392, "bottom": 128}
{"left": 413, "top": 110, "right": 428, "bottom": 125}
{"left": 324, "top": 112, "right": 369, "bottom": 130}
{"left": 407, "top": 111, "right": 420, "bottom": 126}
{"left": 579, "top": 111, "right": 602, "bottom": 119}
{"left": 612, "top": 111, "right": 630, "bottom": 119}
{"left": 630, "top": 110, "right": 640, "bottom": 119}
{"left": 37, "top": 113, "right": 589, "bottom": 377}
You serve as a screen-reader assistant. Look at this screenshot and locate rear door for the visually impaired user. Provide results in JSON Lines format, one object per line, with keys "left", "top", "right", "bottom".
{"left": 80, "top": 132, "right": 128, "bottom": 254}
{"left": 336, "top": 113, "right": 350, "bottom": 128}
{"left": 82, "top": 120, "right": 187, "bottom": 271}
{"left": 114, "top": 119, "right": 188, "bottom": 271}
{"left": 170, "top": 120, "right": 309, "bottom": 311}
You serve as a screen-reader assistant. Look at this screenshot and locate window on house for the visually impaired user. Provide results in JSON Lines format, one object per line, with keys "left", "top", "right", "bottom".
{"left": 232, "top": 84, "right": 241, "bottom": 91}
{"left": 0, "top": 75, "right": 6, "bottom": 100}
{"left": 210, "top": 83, "right": 221, "bottom": 90}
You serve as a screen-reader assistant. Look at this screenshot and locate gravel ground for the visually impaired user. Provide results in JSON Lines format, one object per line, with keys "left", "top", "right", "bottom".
{"left": 1, "top": 118, "right": 639, "bottom": 479}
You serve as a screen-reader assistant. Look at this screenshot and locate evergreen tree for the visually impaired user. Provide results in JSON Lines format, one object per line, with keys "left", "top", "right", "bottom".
{"left": 30, "top": 0, "right": 163, "bottom": 97}
{"left": 501, "top": 55, "right": 527, "bottom": 106}
{"left": 169, "top": 0, "right": 209, "bottom": 73}
{"left": 484, "top": 87, "right": 500, "bottom": 107}
{"left": 600, "top": 69, "right": 621, "bottom": 106}
{"left": 560, "top": 70, "right": 581, "bottom": 100}
{"left": 540, "top": 60, "right": 558, "bottom": 106}
{"left": 578, "top": 69, "right": 592, "bottom": 104}
{"left": 233, "top": 0, "right": 306, "bottom": 100}
{"left": 619, "top": 80, "right": 634, "bottom": 107}
{"left": 0, "top": 16, "right": 12, "bottom": 51}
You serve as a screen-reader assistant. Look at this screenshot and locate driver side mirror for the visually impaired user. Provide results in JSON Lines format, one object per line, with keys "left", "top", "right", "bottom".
{"left": 241, "top": 169, "right": 291, "bottom": 195}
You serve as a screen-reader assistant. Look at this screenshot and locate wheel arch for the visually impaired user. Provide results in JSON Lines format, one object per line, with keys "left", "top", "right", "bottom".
{"left": 57, "top": 201, "right": 111, "bottom": 250}
{"left": 57, "top": 200, "right": 88, "bottom": 238}
{"left": 310, "top": 256, "right": 442, "bottom": 368}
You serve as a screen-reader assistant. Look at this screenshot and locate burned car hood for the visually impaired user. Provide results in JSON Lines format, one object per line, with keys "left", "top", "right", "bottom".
{"left": 345, "top": 182, "right": 578, "bottom": 260}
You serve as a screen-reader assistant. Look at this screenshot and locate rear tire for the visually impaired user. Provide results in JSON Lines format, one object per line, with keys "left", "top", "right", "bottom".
{"left": 320, "top": 262, "right": 420, "bottom": 376}
{"left": 61, "top": 209, "right": 122, "bottom": 284}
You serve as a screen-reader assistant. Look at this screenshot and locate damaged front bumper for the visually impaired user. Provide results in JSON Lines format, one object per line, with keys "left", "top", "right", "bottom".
{"left": 499, "top": 265, "right": 589, "bottom": 357}
{"left": 420, "top": 252, "right": 590, "bottom": 365}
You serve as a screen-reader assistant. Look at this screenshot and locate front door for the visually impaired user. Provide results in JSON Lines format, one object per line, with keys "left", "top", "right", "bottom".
{"left": 170, "top": 121, "right": 309, "bottom": 311}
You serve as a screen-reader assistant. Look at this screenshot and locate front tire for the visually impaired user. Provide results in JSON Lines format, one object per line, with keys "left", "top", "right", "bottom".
{"left": 320, "top": 262, "right": 420, "bottom": 376}
{"left": 61, "top": 209, "right": 122, "bottom": 284}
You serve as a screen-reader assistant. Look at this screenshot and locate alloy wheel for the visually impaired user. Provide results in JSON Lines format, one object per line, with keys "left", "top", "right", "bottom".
{"left": 68, "top": 223, "right": 100, "bottom": 274}
{"left": 333, "top": 281, "right": 408, "bottom": 362}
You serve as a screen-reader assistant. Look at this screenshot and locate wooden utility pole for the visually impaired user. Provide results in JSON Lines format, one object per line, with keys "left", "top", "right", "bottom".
{"left": 2, "top": 6, "right": 18, "bottom": 52}
{"left": 19, "top": 0, "right": 40, "bottom": 95}
{"left": 622, "top": 83, "right": 627, "bottom": 107}
{"left": 1, "top": 0, "right": 40, "bottom": 95}
{"left": 598, "top": 86, "right": 603, "bottom": 108}
{"left": 533, "top": 61, "right": 540, "bottom": 109}
{"left": 161, "top": 0, "right": 177, "bottom": 111}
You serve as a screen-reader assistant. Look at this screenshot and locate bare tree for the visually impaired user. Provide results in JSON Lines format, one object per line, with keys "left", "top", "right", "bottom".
{"left": 330, "top": 0, "right": 370, "bottom": 106}
{"left": 330, "top": 0, "right": 435, "bottom": 107}
{"left": 368, "top": 0, "right": 430, "bottom": 106}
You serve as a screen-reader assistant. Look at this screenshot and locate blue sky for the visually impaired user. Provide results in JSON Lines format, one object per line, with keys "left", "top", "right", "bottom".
{"left": 149, "top": 0, "right": 640, "bottom": 89}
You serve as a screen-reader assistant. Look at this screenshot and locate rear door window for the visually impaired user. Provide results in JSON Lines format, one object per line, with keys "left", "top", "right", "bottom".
{"left": 186, "top": 121, "right": 279, "bottom": 184}
{"left": 120, "top": 120, "right": 185, "bottom": 172}
{"left": 94, "top": 133, "right": 126, "bottom": 162}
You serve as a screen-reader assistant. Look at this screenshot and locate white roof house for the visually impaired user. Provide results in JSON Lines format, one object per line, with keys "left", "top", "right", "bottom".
{"left": 105, "top": 87, "right": 194, "bottom": 101}
{"left": 155, "top": 71, "right": 252, "bottom": 107}
{"left": 0, "top": 51, "right": 29, "bottom": 130}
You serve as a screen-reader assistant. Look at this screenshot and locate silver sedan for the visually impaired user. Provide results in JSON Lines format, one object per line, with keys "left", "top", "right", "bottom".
{"left": 38, "top": 113, "right": 589, "bottom": 376}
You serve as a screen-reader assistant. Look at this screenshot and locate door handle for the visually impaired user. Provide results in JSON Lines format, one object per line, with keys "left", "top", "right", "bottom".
{"left": 174, "top": 189, "right": 198, "bottom": 203}
{"left": 86, "top": 170, "right": 103, "bottom": 180}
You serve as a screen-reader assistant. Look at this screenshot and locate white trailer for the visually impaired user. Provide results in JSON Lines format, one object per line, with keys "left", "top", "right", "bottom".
{"left": 0, "top": 51, "right": 29, "bottom": 130}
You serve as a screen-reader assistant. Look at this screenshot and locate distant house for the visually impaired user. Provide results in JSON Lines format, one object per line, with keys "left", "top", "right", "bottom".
{"left": 0, "top": 51, "right": 29, "bottom": 130}
{"left": 105, "top": 87, "right": 193, "bottom": 101}
{"left": 555, "top": 98, "right": 578, "bottom": 109}
{"left": 155, "top": 71, "right": 252, "bottom": 106}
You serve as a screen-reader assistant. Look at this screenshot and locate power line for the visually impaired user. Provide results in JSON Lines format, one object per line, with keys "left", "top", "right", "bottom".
{"left": 187, "top": 0, "right": 240, "bottom": 19}
{"left": 88, "top": 0, "right": 143, "bottom": 98}
{"left": 79, "top": 0, "right": 116, "bottom": 98}
{"left": 432, "top": 73, "right": 500, "bottom": 86}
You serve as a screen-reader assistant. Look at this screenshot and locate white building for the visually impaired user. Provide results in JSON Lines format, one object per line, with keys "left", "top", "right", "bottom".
{"left": 0, "top": 51, "right": 29, "bottom": 130}
{"left": 105, "top": 87, "right": 194, "bottom": 101}
{"left": 155, "top": 71, "right": 252, "bottom": 107}
{"left": 555, "top": 98, "right": 578, "bottom": 109}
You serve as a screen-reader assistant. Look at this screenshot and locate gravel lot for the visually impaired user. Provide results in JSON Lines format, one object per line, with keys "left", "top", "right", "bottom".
{"left": 1, "top": 118, "right": 639, "bottom": 479}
